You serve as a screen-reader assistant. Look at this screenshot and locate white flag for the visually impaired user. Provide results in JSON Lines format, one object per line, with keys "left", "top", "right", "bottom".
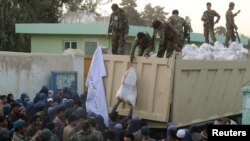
{"left": 85, "top": 47, "right": 109, "bottom": 127}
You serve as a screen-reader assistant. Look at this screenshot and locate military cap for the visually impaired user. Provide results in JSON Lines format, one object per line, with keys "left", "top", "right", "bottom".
{"left": 141, "top": 126, "right": 150, "bottom": 135}
{"left": 3, "top": 104, "right": 11, "bottom": 116}
{"left": 75, "top": 108, "right": 87, "bottom": 119}
{"left": 13, "top": 119, "right": 26, "bottom": 129}
{"left": 40, "top": 128, "right": 52, "bottom": 140}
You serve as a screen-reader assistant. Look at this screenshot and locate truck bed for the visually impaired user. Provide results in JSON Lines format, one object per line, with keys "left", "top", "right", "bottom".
{"left": 100, "top": 53, "right": 250, "bottom": 127}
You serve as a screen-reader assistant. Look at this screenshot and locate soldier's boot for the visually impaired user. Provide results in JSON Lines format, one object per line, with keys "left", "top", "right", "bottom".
{"left": 166, "top": 52, "right": 173, "bottom": 58}
{"left": 157, "top": 46, "right": 166, "bottom": 58}
{"left": 112, "top": 47, "right": 118, "bottom": 55}
{"left": 225, "top": 39, "right": 229, "bottom": 47}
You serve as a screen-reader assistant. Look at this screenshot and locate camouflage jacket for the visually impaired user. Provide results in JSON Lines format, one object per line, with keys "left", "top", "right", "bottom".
{"left": 69, "top": 130, "right": 94, "bottom": 141}
{"left": 226, "top": 9, "right": 237, "bottom": 29}
{"left": 142, "top": 138, "right": 156, "bottom": 141}
{"left": 168, "top": 15, "right": 189, "bottom": 35}
{"left": 130, "top": 32, "right": 153, "bottom": 58}
{"left": 157, "top": 22, "right": 178, "bottom": 45}
{"left": 91, "top": 129, "right": 104, "bottom": 141}
{"left": 108, "top": 8, "right": 129, "bottom": 34}
{"left": 26, "top": 125, "right": 40, "bottom": 137}
{"left": 201, "top": 10, "right": 220, "bottom": 26}
{"left": 12, "top": 132, "right": 35, "bottom": 141}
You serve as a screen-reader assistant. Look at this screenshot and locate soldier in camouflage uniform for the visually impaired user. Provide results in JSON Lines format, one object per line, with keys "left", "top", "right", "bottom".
{"left": 225, "top": 2, "right": 241, "bottom": 47}
{"left": 152, "top": 20, "right": 179, "bottom": 58}
{"left": 69, "top": 121, "right": 96, "bottom": 141}
{"left": 168, "top": 10, "right": 190, "bottom": 49}
{"left": 201, "top": 2, "right": 220, "bottom": 43}
{"left": 89, "top": 118, "right": 104, "bottom": 141}
{"left": 26, "top": 115, "right": 42, "bottom": 137}
{"left": 108, "top": 3, "right": 129, "bottom": 55}
{"left": 184, "top": 16, "right": 193, "bottom": 44}
{"left": 12, "top": 119, "right": 40, "bottom": 141}
{"left": 130, "top": 32, "right": 153, "bottom": 62}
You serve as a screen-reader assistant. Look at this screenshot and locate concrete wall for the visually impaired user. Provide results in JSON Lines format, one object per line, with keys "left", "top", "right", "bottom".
{"left": 0, "top": 52, "right": 84, "bottom": 100}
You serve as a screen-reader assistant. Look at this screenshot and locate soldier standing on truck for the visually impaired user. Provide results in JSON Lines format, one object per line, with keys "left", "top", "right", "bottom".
{"left": 130, "top": 32, "right": 153, "bottom": 63}
{"left": 107, "top": 3, "right": 129, "bottom": 55}
{"left": 151, "top": 20, "right": 179, "bottom": 58}
{"left": 225, "top": 2, "right": 240, "bottom": 47}
{"left": 201, "top": 2, "right": 220, "bottom": 43}
{"left": 168, "top": 10, "right": 190, "bottom": 49}
{"left": 184, "top": 16, "right": 193, "bottom": 44}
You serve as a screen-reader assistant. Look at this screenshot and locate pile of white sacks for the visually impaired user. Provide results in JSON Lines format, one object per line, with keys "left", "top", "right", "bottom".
{"left": 182, "top": 41, "right": 249, "bottom": 60}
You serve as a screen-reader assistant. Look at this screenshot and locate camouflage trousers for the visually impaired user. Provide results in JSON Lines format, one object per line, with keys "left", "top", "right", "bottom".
{"left": 157, "top": 41, "right": 175, "bottom": 58}
{"left": 203, "top": 26, "right": 216, "bottom": 43}
{"left": 184, "top": 33, "right": 191, "bottom": 44}
{"left": 225, "top": 28, "right": 236, "bottom": 47}
{"left": 111, "top": 33, "right": 125, "bottom": 55}
{"left": 177, "top": 33, "right": 185, "bottom": 49}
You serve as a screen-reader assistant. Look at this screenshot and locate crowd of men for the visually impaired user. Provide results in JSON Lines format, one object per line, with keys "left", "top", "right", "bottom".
{"left": 0, "top": 87, "right": 137, "bottom": 141}
{"left": 107, "top": 2, "right": 240, "bottom": 61}
{"left": 0, "top": 86, "right": 239, "bottom": 141}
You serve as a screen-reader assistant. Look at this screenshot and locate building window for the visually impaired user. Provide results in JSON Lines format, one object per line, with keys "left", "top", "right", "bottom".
{"left": 64, "top": 41, "right": 77, "bottom": 50}
{"left": 85, "top": 41, "right": 98, "bottom": 56}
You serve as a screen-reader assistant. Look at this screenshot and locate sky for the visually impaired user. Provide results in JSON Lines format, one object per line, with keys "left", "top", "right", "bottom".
{"left": 97, "top": 0, "right": 250, "bottom": 37}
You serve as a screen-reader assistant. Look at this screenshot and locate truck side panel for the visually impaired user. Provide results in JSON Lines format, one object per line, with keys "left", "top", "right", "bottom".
{"left": 172, "top": 57, "right": 250, "bottom": 126}
{"left": 103, "top": 54, "right": 174, "bottom": 122}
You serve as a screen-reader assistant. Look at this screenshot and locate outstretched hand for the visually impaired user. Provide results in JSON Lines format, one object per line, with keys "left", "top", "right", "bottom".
{"left": 129, "top": 57, "right": 133, "bottom": 66}
{"left": 144, "top": 54, "right": 150, "bottom": 59}
{"left": 117, "top": 97, "right": 123, "bottom": 103}
{"left": 237, "top": 10, "right": 241, "bottom": 14}
{"left": 234, "top": 26, "right": 238, "bottom": 30}
{"left": 127, "top": 102, "right": 133, "bottom": 107}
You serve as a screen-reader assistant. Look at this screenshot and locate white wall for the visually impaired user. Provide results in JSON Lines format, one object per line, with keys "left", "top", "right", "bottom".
{"left": 0, "top": 52, "right": 84, "bottom": 100}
